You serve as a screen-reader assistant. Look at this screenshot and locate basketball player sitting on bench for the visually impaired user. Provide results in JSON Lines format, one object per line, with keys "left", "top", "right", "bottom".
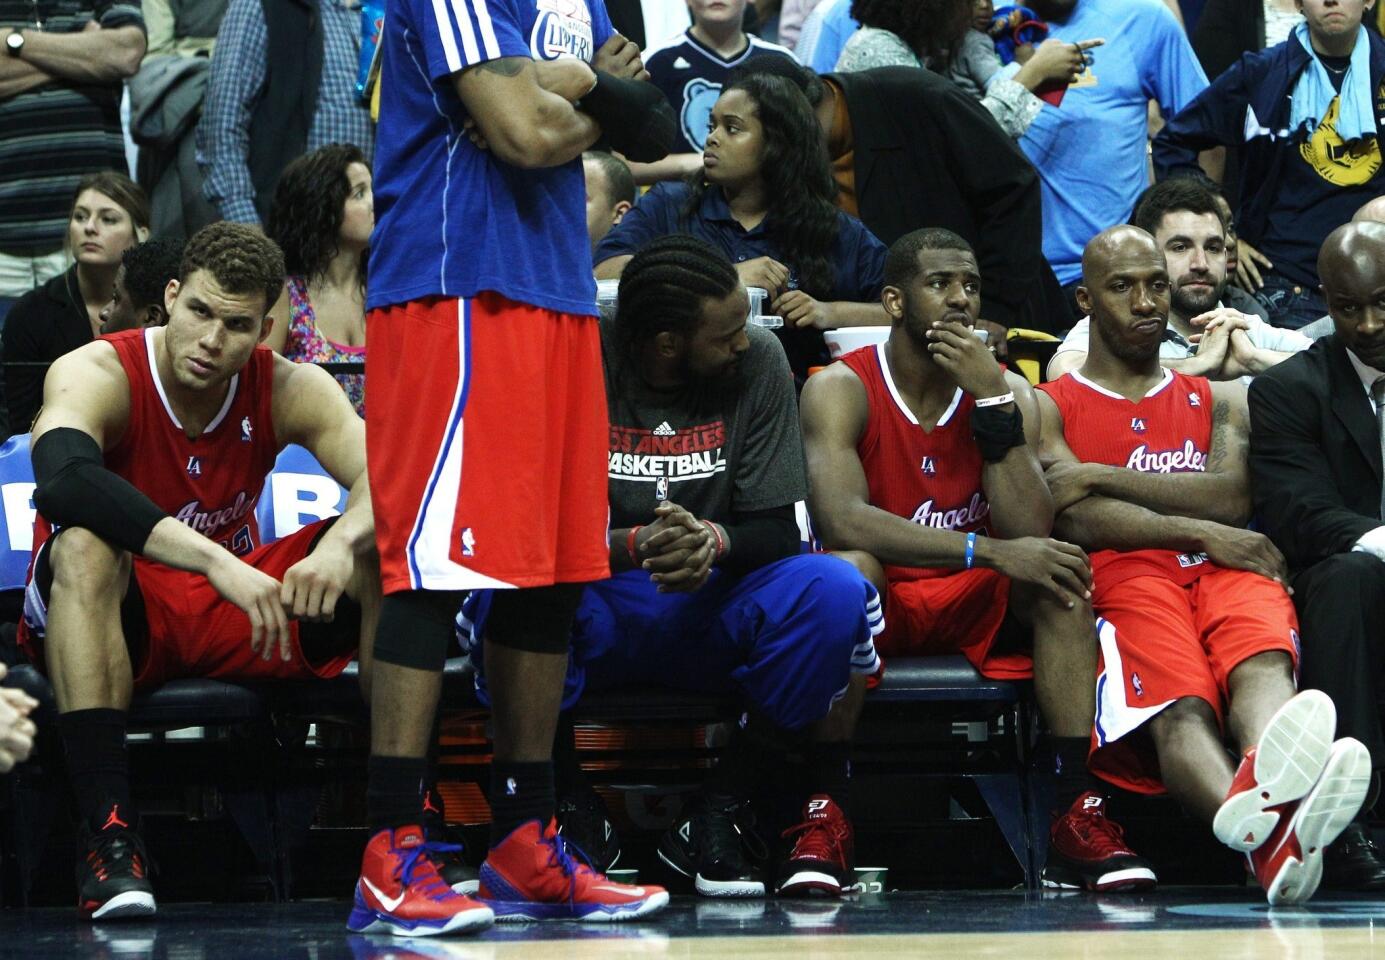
{"left": 18, "top": 223, "right": 380, "bottom": 921}
{"left": 802, "top": 228, "right": 1158, "bottom": 893}
{"left": 1036, "top": 225, "right": 1369, "bottom": 905}
{"left": 462, "top": 236, "right": 883, "bottom": 900}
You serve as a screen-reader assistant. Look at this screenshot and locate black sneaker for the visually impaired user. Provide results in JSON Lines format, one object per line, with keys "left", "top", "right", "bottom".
{"left": 556, "top": 785, "right": 621, "bottom": 873}
{"left": 421, "top": 789, "right": 479, "bottom": 895}
{"left": 657, "top": 795, "right": 765, "bottom": 897}
{"left": 78, "top": 822, "right": 156, "bottom": 921}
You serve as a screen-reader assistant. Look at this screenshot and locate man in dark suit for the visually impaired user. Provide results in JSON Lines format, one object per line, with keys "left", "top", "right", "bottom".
{"left": 1249, "top": 220, "right": 1385, "bottom": 890}
{"left": 733, "top": 57, "right": 1069, "bottom": 336}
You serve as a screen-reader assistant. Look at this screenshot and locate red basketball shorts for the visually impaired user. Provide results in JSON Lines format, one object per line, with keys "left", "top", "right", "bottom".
{"left": 1089, "top": 567, "right": 1301, "bottom": 795}
{"left": 365, "top": 293, "right": 610, "bottom": 594}
{"left": 877, "top": 568, "right": 1030, "bottom": 679}
{"left": 20, "top": 521, "right": 353, "bottom": 694}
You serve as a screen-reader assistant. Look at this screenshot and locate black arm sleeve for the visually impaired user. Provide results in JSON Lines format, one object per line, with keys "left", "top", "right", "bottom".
{"left": 579, "top": 71, "right": 676, "bottom": 162}
{"left": 719, "top": 504, "right": 801, "bottom": 577}
{"left": 31, "top": 428, "right": 169, "bottom": 555}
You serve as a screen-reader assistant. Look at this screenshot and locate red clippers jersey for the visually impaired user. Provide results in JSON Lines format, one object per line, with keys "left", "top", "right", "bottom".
{"left": 34, "top": 328, "right": 281, "bottom": 558}
{"left": 1038, "top": 368, "right": 1214, "bottom": 587}
{"left": 839, "top": 344, "right": 990, "bottom": 584}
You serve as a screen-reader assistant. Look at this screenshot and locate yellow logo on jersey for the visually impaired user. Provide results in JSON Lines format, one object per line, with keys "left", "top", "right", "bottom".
{"left": 1299, "top": 96, "right": 1382, "bottom": 187}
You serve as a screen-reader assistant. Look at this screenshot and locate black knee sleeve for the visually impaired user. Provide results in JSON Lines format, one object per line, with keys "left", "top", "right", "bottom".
{"left": 485, "top": 584, "right": 584, "bottom": 654}
{"left": 371, "top": 590, "right": 460, "bottom": 671}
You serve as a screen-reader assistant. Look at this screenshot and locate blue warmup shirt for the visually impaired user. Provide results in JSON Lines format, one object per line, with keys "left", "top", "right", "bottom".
{"left": 368, "top": 0, "right": 613, "bottom": 316}
{"left": 645, "top": 30, "right": 797, "bottom": 155}
{"left": 1012, "top": 0, "right": 1206, "bottom": 285}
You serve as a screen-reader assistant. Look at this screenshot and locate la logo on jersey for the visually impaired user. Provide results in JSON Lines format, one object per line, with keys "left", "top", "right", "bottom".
{"left": 1131, "top": 418, "right": 1147, "bottom": 433}
{"left": 531, "top": 0, "right": 594, "bottom": 62}
{"left": 241, "top": 416, "right": 252, "bottom": 442}
{"left": 920, "top": 456, "right": 937, "bottom": 475}
{"left": 186, "top": 456, "right": 202, "bottom": 477}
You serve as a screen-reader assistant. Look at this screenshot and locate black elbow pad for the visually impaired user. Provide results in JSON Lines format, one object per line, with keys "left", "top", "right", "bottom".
{"left": 31, "top": 427, "right": 167, "bottom": 554}
{"left": 580, "top": 71, "right": 676, "bottom": 162}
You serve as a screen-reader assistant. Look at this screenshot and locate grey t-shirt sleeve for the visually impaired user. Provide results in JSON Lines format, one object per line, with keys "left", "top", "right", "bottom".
{"left": 732, "top": 327, "right": 809, "bottom": 513}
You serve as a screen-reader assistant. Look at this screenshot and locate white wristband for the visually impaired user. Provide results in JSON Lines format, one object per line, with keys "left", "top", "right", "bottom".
{"left": 974, "top": 392, "right": 1015, "bottom": 408}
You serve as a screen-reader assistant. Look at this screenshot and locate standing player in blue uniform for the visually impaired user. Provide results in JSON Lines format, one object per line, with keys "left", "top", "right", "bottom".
{"left": 350, "top": 0, "right": 676, "bottom": 937}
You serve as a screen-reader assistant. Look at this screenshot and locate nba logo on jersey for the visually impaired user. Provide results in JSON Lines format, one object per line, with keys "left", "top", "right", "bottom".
{"left": 186, "top": 456, "right": 202, "bottom": 477}
{"left": 461, "top": 527, "right": 476, "bottom": 558}
{"left": 1188, "top": 392, "right": 1201, "bottom": 407}
{"left": 241, "top": 416, "right": 252, "bottom": 442}
{"left": 1131, "top": 672, "right": 1145, "bottom": 698}
{"left": 655, "top": 477, "right": 669, "bottom": 502}
{"left": 1131, "top": 418, "right": 1147, "bottom": 433}
{"left": 920, "top": 456, "right": 937, "bottom": 475}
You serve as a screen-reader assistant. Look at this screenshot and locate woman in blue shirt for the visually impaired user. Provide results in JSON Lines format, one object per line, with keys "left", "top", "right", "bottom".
{"left": 594, "top": 72, "right": 888, "bottom": 378}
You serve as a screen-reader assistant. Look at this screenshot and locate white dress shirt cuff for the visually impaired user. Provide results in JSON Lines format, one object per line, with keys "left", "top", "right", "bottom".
{"left": 1352, "top": 525, "right": 1385, "bottom": 562}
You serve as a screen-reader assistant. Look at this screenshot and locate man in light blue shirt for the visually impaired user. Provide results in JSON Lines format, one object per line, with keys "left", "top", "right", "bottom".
{"left": 1010, "top": 0, "right": 1206, "bottom": 293}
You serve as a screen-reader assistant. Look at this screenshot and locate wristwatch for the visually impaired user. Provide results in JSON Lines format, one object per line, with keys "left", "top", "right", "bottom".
{"left": 5, "top": 30, "right": 24, "bottom": 57}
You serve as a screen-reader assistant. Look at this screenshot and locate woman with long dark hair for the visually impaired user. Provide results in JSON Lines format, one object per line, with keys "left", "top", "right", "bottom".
{"left": 595, "top": 73, "right": 887, "bottom": 379}
{"left": 2, "top": 171, "right": 150, "bottom": 435}
{"left": 265, "top": 143, "right": 371, "bottom": 416}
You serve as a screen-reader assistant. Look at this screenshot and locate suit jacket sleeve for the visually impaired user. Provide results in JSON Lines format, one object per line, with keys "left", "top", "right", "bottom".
{"left": 1248, "top": 370, "right": 1378, "bottom": 568}
{"left": 931, "top": 85, "right": 1042, "bottom": 329}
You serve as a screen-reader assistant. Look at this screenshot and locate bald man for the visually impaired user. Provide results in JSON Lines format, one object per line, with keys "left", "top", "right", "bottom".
{"left": 1298, "top": 197, "right": 1385, "bottom": 342}
{"left": 1036, "top": 226, "right": 1369, "bottom": 905}
{"left": 1249, "top": 221, "right": 1385, "bottom": 890}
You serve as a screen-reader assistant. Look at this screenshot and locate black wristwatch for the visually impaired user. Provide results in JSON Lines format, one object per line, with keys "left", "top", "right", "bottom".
{"left": 5, "top": 30, "right": 24, "bottom": 57}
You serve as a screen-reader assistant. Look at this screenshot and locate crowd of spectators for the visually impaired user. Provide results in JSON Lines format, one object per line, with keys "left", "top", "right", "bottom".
{"left": 7, "top": 0, "right": 1385, "bottom": 919}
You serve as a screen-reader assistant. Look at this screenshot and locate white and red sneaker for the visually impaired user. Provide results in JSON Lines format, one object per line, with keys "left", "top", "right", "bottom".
{"left": 347, "top": 825, "right": 495, "bottom": 937}
{"left": 1214, "top": 689, "right": 1337, "bottom": 853}
{"left": 478, "top": 819, "right": 668, "bottom": 922}
{"left": 777, "top": 795, "right": 853, "bottom": 897}
{"left": 1042, "top": 792, "right": 1157, "bottom": 892}
{"left": 1249, "top": 737, "right": 1371, "bottom": 905}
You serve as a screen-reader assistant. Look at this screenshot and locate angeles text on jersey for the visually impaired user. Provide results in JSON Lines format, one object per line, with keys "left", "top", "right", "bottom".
{"left": 1124, "top": 438, "right": 1207, "bottom": 474}
{"left": 909, "top": 491, "right": 991, "bottom": 530}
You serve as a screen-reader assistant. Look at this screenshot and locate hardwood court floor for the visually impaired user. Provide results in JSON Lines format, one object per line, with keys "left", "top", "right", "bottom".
{"left": 3, "top": 890, "right": 1384, "bottom": 959}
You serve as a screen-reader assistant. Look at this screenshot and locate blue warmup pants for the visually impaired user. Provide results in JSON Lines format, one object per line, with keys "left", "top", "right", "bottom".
{"left": 460, "top": 554, "right": 882, "bottom": 732}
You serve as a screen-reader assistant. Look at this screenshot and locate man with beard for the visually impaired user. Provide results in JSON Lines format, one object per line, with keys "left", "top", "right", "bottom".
{"left": 1049, "top": 179, "right": 1310, "bottom": 381}
{"left": 1249, "top": 220, "right": 1385, "bottom": 890}
{"left": 1037, "top": 225, "right": 1368, "bottom": 905}
{"left": 463, "top": 236, "right": 884, "bottom": 899}
{"left": 801, "top": 228, "right": 1158, "bottom": 893}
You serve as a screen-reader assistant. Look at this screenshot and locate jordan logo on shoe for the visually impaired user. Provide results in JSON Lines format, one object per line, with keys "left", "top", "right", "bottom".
{"left": 423, "top": 792, "right": 441, "bottom": 814}
{"left": 101, "top": 805, "right": 129, "bottom": 831}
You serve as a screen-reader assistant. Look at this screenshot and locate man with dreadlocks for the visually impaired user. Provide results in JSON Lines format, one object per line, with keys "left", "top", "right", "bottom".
{"left": 464, "top": 235, "right": 884, "bottom": 900}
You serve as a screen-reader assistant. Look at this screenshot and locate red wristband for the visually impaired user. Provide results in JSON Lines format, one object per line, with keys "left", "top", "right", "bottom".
{"left": 701, "top": 519, "right": 726, "bottom": 559}
{"left": 626, "top": 525, "right": 642, "bottom": 563}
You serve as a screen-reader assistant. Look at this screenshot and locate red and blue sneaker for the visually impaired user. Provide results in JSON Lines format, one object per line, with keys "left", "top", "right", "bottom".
{"left": 347, "top": 825, "right": 494, "bottom": 937}
{"left": 478, "top": 818, "right": 669, "bottom": 922}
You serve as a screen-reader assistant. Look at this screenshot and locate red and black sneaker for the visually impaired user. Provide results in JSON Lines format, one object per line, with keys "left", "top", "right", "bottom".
{"left": 777, "top": 795, "right": 853, "bottom": 897}
{"left": 78, "top": 810, "right": 156, "bottom": 921}
{"left": 478, "top": 818, "right": 668, "bottom": 921}
{"left": 1042, "top": 792, "right": 1157, "bottom": 892}
{"left": 347, "top": 825, "right": 494, "bottom": 937}
{"left": 420, "top": 788, "right": 479, "bottom": 895}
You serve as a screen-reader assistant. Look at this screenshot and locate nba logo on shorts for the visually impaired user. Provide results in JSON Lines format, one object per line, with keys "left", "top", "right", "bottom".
{"left": 461, "top": 528, "right": 476, "bottom": 558}
{"left": 655, "top": 477, "right": 669, "bottom": 502}
{"left": 186, "top": 456, "right": 201, "bottom": 477}
{"left": 1131, "top": 418, "right": 1147, "bottom": 433}
{"left": 241, "top": 416, "right": 252, "bottom": 442}
{"left": 921, "top": 456, "right": 937, "bottom": 475}
{"left": 1188, "top": 392, "right": 1201, "bottom": 407}
{"left": 1131, "top": 672, "right": 1145, "bottom": 698}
